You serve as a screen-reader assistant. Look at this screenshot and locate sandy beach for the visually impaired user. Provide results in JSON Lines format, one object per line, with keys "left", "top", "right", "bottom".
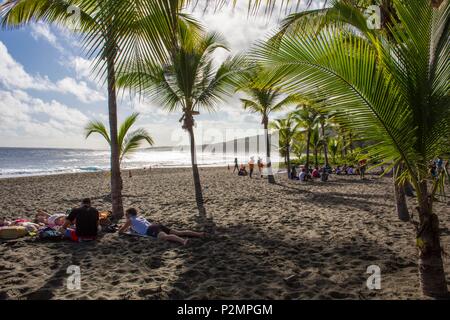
{"left": 0, "top": 167, "right": 449, "bottom": 300}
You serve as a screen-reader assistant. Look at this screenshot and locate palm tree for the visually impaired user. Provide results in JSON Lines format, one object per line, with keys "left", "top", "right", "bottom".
{"left": 293, "top": 105, "right": 319, "bottom": 173}
{"left": 291, "top": 131, "right": 307, "bottom": 162}
{"left": 319, "top": 114, "right": 330, "bottom": 168}
{"left": 0, "top": 0, "right": 200, "bottom": 220}
{"left": 117, "top": 29, "right": 242, "bottom": 214}
{"left": 85, "top": 112, "right": 154, "bottom": 166}
{"left": 255, "top": 0, "right": 450, "bottom": 297}
{"left": 309, "top": 126, "right": 322, "bottom": 168}
{"left": 238, "top": 70, "right": 300, "bottom": 184}
{"left": 329, "top": 138, "right": 340, "bottom": 165}
{"left": 270, "top": 115, "right": 300, "bottom": 178}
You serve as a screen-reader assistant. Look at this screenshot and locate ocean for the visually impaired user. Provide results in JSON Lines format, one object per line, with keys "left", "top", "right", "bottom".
{"left": 0, "top": 147, "right": 261, "bottom": 178}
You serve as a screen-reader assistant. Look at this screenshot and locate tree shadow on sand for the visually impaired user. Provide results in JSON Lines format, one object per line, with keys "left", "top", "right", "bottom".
{"left": 274, "top": 182, "right": 393, "bottom": 213}
{"left": 22, "top": 241, "right": 93, "bottom": 300}
{"left": 164, "top": 223, "right": 418, "bottom": 299}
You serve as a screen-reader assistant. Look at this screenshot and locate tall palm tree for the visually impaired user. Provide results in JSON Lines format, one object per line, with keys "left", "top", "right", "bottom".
{"left": 117, "top": 29, "right": 243, "bottom": 214}
{"left": 309, "top": 126, "right": 322, "bottom": 168}
{"left": 85, "top": 112, "right": 154, "bottom": 165}
{"left": 238, "top": 70, "right": 300, "bottom": 184}
{"left": 293, "top": 105, "right": 319, "bottom": 172}
{"left": 0, "top": 0, "right": 199, "bottom": 220}
{"left": 329, "top": 138, "right": 340, "bottom": 165}
{"left": 291, "top": 131, "right": 307, "bottom": 162}
{"left": 270, "top": 115, "right": 300, "bottom": 178}
{"left": 254, "top": 0, "right": 450, "bottom": 297}
{"left": 319, "top": 114, "right": 330, "bottom": 168}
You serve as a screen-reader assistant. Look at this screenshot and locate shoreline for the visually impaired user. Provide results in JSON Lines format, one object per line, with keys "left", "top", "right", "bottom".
{"left": 0, "top": 163, "right": 231, "bottom": 180}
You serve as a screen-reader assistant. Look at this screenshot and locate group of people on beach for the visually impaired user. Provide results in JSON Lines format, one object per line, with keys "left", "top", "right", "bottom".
{"left": 229, "top": 155, "right": 369, "bottom": 182}
{"left": 289, "top": 159, "right": 368, "bottom": 182}
{"left": 231, "top": 157, "right": 265, "bottom": 178}
{"left": 0, "top": 198, "right": 205, "bottom": 245}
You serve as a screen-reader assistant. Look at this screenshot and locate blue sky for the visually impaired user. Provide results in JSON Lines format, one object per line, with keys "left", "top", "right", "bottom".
{"left": 0, "top": 1, "right": 324, "bottom": 149}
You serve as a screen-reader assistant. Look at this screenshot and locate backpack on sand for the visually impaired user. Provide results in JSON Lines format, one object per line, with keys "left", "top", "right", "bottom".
{"left": 38, "top": 227, "right": 63, "bottom": 241}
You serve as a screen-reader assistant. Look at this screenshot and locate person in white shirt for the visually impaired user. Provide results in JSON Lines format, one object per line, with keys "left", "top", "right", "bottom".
{"left": 298, "top": 168, "right": 307, "bottom": 181}
{"left": 118, "top": 208, "right": 205, "bottom": 245}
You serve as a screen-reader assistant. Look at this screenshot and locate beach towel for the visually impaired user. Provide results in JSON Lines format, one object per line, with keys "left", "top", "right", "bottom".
{"left": 0, "top": 226, "right": 28, "bottom": 239}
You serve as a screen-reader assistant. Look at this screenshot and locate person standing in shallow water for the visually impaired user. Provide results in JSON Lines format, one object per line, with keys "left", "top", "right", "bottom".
{"left": 233, "top": 158, "right": 239, "bottom": 173}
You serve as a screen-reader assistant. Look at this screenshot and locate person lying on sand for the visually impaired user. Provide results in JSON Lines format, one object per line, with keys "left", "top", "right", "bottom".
{"left": 118, "top": 208, "right": 205, "bottom": 245}
{"left": 60, "top": 198, "right": 99, "bottom": 242}
{"left": 35, "top": 210, "right": 67, "bottom": 228}
{"left": 0, "top": 217, "right": 41, "bottom": 233}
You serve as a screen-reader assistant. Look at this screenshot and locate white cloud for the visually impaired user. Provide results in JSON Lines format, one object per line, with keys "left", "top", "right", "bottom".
{"left": 55, "top": 77, "right": 105, "bottom": 103}
{"left": 0, "top": 41, "right": 54, "bottom": 90}
{"left": 69, "top": 56, "right": 94, "bottom": 80}
{"left": 0, "top": 41, "right": 105, "bottom": 103}
{"left": 30, "top": 22, "right": 64, "bottom": 52}
{"left": 0, "top": 89, "right": 95, "bottom": 148}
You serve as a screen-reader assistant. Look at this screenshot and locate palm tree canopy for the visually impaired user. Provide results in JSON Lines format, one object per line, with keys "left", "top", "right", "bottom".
{"left": 292, "top": 105, "right": 319, "bottom": 132}
{"left": 310, "top": 126, "right": 322, "bottom": 149}
{"left": 0, "top": 0, "right": 203, "bottom": 82}
{"left": 85, "top": 112, "right": 154, "bottom": 162}
{"left": 270, "top": 115, "right": 301, "bottom": 155}
{"left": 254, "top": 0, "right": 450, "bottom": 191}
{"left": 237, "top": 67, "right": 304, "bottom": 123}
{"left": 117, "top": 27, "right": 244, "bottom": 115}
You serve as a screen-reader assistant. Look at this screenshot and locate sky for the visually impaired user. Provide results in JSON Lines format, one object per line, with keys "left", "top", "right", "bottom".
{"left": 0, "top": 0, "right": 325, "bottom": 149}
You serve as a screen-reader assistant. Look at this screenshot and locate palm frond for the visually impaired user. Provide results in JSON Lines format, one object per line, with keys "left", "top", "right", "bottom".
{"left": 121, "top": 128, "right": 154, "bottom": 162}
{"left": 85, "top": 120, "right": 111, "bottom": 145}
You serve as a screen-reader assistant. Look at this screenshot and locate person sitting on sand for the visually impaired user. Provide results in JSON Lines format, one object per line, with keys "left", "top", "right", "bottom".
{"left": 290, "top": 166, "right": 298, "bottom": 180}
{"left": 118, "top": 208, "right": 205, "bottom": 245}
{"left": 238, "top": 164, "right": 248, "bottom": 176}
{"left": 347, "top": 166, "right": 354, "bottom": 175}
{"left": 320, "top": 167, "right": 329, "bottom": 182}
{"left": 335, "top": 166, "right": 342, "bottom": 175}
{"left": 298, "top": 168, "right": 307, "bottom": 182}
{"left": 35, "top": 210, "right": 67, "bottom": 228}
{"left": 312, "top": 167, "right": 321, "bottom": 178}
{"left": 60, "top": 198, "right": 99, "bottom": 242}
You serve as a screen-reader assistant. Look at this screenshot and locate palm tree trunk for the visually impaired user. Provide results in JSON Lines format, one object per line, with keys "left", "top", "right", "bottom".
{"left": 286, "top": 143, "right": 291, "bottom": 179}
{"left": 314, "top": 147, "right": 318, "bottom": 167}
{"left": 321, "top": 122, "right": 329, "bottom": 167}
{"left": 305, "top": 130, "right": 311, "bottom": 172}
{"left": 264, "top": 118, "right": 275, "bottom": 184}
{"left": 106, "top": 36, "right": 123, "bottom": 221}
{"left": 348, "top": 132, "right": 354, "bottom": 153}
{"left": 393, "top": 164, "right": 409, "bottom": 222}
{"left": 342, "top": 134, "right": 347, "bottom": 158}
{"left": 416, "top": 181, "right": 448, "bottom": 298}
{"left": 185, "top": 114, "right": 205, "bottom": 213}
